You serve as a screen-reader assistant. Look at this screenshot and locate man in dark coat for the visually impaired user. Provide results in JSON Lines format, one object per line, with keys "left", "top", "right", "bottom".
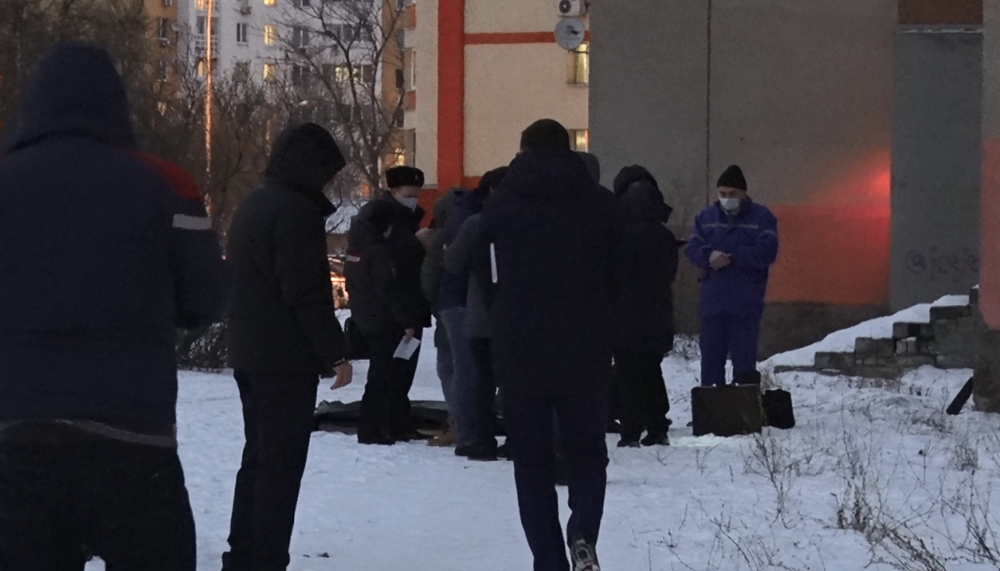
{"left": 481, "top": 119, "right": 618, "bottom": 571}
{"left": 0, "top": 43, "right": 227, "bottom": 570}
{"left": 421, "top": 190, "right": 459, "bottom": 447}
{"left": 224, "top": 122, "right": 353, "bottom": 571}
{"left": 441, "top": 167, "right": 508, "bottom": 461}
{"left": 345, "top": 166, "right": 432, "bottom": 444}
{"left": 685, "top": 165, "right": 779, "bottom": 387}
{"left": 611, "top": 166, "right": 679, "bottom": 448}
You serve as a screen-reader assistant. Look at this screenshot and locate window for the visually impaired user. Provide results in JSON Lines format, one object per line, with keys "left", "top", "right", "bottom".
{"left": 196, "top": 59, "right": 207, "bottom": 78}
{"left": 263, "top": 62, "right": 279, "bottom": 82}
{"left": 361, "top": 64, "right": 374, "bottom": 84}
{"left": 264, "top": 24, "right": 278, "bottom": 46}
{"left": 291, "top": 64, "right": 306, "bottom": 86}
{"left": 568, "top": 42, "right": 589, "bottom": 85}
{"left": 162, "top": 0, "right": 172, "bottom": 6}
{"left": 569, "top": 129, "right": 589, "bottom": 152}
{"left": 359, "top": 27, "right": 374, "bottom": 43}
{"left": 234, "top": 61, "right": 251, "bottom": 82}
{"left": 158, "top": 60, "right": 169, "bottom": 81}
{"left": 292, "top": 26, "right": 310, "bottom": 48}
{"left": 394, "top": 68, "right": 404, "bottom": 90}
{"left": 294, "top": 0, "right": 311, "bottom": 6}
{"left": 157, "top": 18, "right": 170, "bottom": 40}
{"left": 236, "top": 23, "right": 249, "bottom": 44}
{"left": 195, "top": 0, "right": 207, "bottom": 9}
{"left": 334, "top": 65, "right": 353, "bottom": 82}
{"left": 264, "top": 0, "right": 276, "bottom": 5}
{"left": 196, "top": 16, "right": 218, "bottom": 36}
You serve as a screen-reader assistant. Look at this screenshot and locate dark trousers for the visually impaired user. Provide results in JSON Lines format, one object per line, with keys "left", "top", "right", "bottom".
{"left": 470, "top": 337, "right": 497, "bottom": 447}
{"left": 614, "top": 352, "right": 670, "bottom": 440}
{"left": 503, "top": 390, "right": 609, "bottom": 571}
{"left": 699, "top": 314, "right": 762, "bottom": 387}
{"left": 0, "top": 427, "right": 195, "bottom": 571}
{"left": 223, "top": 371, "right": 319, "bottom": 571}
{"left": 359, "top": 328, "right": 422, "bottom": 438}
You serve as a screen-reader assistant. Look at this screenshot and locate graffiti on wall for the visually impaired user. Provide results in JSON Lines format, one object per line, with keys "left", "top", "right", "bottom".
{"left": 904, "top": 246, "right": 980, "bottom": 283}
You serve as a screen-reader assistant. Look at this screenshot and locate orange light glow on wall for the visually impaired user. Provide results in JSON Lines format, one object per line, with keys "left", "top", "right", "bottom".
{"left": 766, "top": 149, "right": 892, "bottom": 306}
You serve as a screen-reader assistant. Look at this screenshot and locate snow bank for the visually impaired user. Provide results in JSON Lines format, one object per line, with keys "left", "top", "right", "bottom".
{"left": 766, "top": 294, "right": 970, "bottom": 368}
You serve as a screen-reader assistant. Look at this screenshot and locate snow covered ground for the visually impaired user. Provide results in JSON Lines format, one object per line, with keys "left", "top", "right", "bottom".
{"left": 87, "top": 320, "right": 1000, "bottom": 571}
{"left": 766, "top": 294, "right": 972, "bottom": 368}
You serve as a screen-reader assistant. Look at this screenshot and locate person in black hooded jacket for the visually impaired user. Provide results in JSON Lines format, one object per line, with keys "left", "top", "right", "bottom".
{"left": 0, "top": 43, "right": 227, "bottom": 570}
{"left": 611, "top": 166, "right": 679, "bottom": 448}
{"left": 224, "top": 122, "right": 352, "bottom": 571}
{"left": 481, "top": 119, "right": 618, "bottom": 571}
{"left": 345, "top": 166, "right": 432, "bottom": 444}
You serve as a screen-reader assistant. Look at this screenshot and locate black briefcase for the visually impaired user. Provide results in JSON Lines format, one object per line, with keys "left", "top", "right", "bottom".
{"left": 761, "top": 389, "right": 795, "bottom": 429}
{"left": 344, "top": 317, "right": 369, "bottom": 361}
{"left": 691, "top": 385, "right": 763, "bottom": 437}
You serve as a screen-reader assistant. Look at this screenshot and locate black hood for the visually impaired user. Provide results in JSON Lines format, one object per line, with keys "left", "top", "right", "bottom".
{"left": 621, "top": 181, "right": 673, "bottom": 224}
{"left": 5, "top": 42, "right": 135, "bottom": 154}
{"left": 501, "top": 149, "right": 595, "bottom": 201}
{"left": 613, "top": 165, "right": 659, "bottom": 197}
{"left": 265, "top": 122, "right": 346, "bottom": 212}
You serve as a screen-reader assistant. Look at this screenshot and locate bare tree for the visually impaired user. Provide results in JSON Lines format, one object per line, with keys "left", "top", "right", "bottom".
{"left": 276, "top": 0, "right": 406, "bottom": 200}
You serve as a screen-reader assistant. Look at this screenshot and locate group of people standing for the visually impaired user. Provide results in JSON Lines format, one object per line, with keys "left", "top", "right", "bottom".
{"left": 0, "top": 42, "right": 779, "bottom": 571}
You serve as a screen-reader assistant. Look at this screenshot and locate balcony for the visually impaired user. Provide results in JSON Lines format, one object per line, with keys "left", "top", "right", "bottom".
{"left": 194, "top": 37, "right": 219, "bottom": 57}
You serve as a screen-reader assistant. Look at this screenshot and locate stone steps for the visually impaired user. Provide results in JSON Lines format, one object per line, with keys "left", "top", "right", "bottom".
{"left": 776, "top": 287, "right": 978, "bottom": 379}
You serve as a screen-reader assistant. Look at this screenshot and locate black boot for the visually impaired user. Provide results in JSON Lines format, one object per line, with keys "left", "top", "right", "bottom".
{"left": 641, "top": 433, "right": 669, "bottom": 446}
{"left": 734, "top": 371, "right": 762, "bottom": 386}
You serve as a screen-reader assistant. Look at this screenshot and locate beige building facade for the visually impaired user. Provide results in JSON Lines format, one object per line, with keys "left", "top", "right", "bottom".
{"left": 403, "top": 0, "right": 590, "bottom": 206}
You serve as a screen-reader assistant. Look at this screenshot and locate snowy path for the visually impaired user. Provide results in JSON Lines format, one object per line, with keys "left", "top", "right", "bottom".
{"left": 86, "top": 343, "right": 1000, "bottom": 571}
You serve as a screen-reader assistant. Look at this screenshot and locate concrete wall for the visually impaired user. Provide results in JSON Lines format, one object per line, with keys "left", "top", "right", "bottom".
{"left": 591, "top": 0, "right": 897, "bottom": 357}
{"left": 977, "top": 0, "right": 1000, "bottom": 412}
{"left": 464, "top": 44, "right": 588, "bottom": 176}
{"left": 890, "top": 30, "right": 983, "bottom": 311}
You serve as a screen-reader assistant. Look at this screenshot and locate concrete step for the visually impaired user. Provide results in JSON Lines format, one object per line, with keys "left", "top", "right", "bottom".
{"left": 892, "top": 322, "right": 935, "bottom": 341}
{"left": 930, "top": 304, "right": 973, "bottom": 322}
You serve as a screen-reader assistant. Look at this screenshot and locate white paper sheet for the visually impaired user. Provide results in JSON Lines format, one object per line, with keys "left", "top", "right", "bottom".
{"left": 393, "top": 336, "right": 421, "bottom": 360}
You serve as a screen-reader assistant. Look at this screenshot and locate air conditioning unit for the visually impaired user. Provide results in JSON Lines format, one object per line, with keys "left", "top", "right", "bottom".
{"left": 558, "top": 0, "right": 587, "bottom": 17}
{"left": 239, "top": 4, "right": 252, "bottom": 15}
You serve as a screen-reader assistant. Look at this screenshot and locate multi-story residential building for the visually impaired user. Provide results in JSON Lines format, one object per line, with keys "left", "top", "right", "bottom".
{"left": 402, "top": 0, "right": 590, "bottom": 199}
{"left": 145, "top": 0, "right": 180, "bottom": 85}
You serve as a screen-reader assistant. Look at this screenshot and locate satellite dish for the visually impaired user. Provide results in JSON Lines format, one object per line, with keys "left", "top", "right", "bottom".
{"left": 555, "top": 17, "right": 586, "bottom": 51}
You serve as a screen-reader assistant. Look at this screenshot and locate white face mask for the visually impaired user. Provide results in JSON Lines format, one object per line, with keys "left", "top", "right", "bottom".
{"left": 720, "top": 197, "right": 741, "bottom": 212}
{"left": 396, "top": 196, "right": 419, "bottom": 211}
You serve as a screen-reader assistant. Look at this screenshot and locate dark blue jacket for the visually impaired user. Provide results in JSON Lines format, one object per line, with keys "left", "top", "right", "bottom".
{"left": 685, "top": 199, "right": 779, "bottom": 317}
{"left": 438, "top": 190, "right": 483, "bottom": 311}
{"left": 0, "top": 43, "right": 227, "bottom": 436}
{"left": 482, "top": 150, "right": 620, "bottom": 396}
{"left": 612, "top": 181, "right": 679, "bottom": 355}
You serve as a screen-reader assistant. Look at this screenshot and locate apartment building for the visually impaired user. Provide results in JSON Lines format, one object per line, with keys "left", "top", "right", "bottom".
{"left": 402, "top": 0, "right": 590, "bottom": 199}
{"left": 175, "top": 0, "right": 385, "bottom": 87}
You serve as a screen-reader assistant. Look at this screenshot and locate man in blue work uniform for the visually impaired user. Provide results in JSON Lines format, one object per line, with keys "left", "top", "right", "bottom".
{"left": 686, "top": 165, "right": 779, "bottom": 387}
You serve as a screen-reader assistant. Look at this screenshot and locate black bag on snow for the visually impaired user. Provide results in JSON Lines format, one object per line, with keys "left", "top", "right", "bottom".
{"left": 761, "top": 389, "right": 795, "bottom": 429}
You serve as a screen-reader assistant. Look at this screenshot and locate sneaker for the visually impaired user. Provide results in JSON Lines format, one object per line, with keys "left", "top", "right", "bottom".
{"left": 616, "top": 438, "right": 640, "bottom": 448}
{"left": 570, "top": 539, "right": 601, "bottom": 571}
{"left": 641, "top": 433, "right": 670, "bottom": 447}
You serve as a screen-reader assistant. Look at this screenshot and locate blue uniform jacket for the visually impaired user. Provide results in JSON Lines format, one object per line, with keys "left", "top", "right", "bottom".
{"left": 685, "top": 199, "right": 779, "bottom": 318}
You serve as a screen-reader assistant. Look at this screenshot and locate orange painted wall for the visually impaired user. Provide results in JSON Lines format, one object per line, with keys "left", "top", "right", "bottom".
{"left": 982, "top": 139, "right": 1000, "bottom": 327}
{"left": 765, "top": 149, "right": 892, "bottom": 305}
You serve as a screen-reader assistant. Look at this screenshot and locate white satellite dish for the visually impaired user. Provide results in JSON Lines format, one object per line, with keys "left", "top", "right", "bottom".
{"left": 555, "top": 17, "right": 586, "bottom": 51}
